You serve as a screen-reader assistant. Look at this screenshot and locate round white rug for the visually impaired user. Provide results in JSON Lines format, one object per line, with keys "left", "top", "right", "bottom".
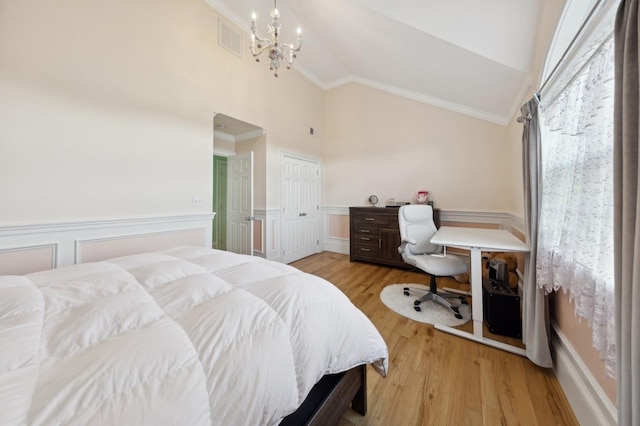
{"left": 380, "top": 284, "right": 471, "bottom": 327}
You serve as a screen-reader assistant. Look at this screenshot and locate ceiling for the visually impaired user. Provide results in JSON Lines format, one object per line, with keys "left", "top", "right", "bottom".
{"left": 206, "top": 0, "right": 546, "bottom": 125}
{"left": 214, "top": 113, "right": 264, "bottom": 141}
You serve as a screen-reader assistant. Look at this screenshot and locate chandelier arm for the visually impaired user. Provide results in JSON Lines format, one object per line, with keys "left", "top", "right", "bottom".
{"left": 250, "top": 44, "right": 272, "bottom": 57}
{"left": 281, "top": 44, "right": 298, "bottom": 54}
{"left": 251, "top": 34, "right": 271, "bottom": 45}
{"left": 281, "top": 43, "right": 302, "bottom": 54}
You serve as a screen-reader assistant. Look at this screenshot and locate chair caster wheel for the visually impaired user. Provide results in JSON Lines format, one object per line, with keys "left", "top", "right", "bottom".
{"left": 415, "top": 306, "right": 422, "bottom": 312}
{"left": 460, "top": 298, "right": 468, "bottom": 305}
{"left": 403, "top": 287, "right": 410, "bottom": 296}
{"left": 451, "top": 306, "right": 462, "bottom": 319}
{"left": 414, "top": 300, "right": 421, "bottom": 306}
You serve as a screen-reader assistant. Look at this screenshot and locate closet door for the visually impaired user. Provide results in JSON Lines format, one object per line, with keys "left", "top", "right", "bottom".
{"left": 281, "top": 154, "right": 320, "bottom": 263}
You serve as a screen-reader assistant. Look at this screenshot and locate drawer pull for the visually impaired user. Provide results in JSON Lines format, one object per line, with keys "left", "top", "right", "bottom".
{"left": 360, "top": 229, "right": 370, "bottom": 233}
{"left": 360, "top": 237, "right": 370, "bottom": 241}
{"left": 365, "top": 217, "right": 375, "bottom": 221}
{"left": 360, "top": 248, "right": 371, "bottom": 252}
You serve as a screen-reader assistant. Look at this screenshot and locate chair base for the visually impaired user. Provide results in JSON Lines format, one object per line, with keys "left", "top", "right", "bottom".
{"left": 403, "top": 280, "right": 467, "bottom": 320}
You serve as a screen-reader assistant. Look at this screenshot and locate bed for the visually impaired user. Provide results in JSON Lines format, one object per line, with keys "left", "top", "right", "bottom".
{"left": 1, "top": 246, "right": 388, "bottom": 425}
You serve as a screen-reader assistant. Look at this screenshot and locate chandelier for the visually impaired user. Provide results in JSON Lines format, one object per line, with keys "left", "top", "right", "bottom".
{"left": 250, "top": 0, "right": 302, "bottom": 77}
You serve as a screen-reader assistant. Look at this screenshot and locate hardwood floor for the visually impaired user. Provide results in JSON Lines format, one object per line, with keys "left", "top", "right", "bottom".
{"left": 290, "top": 252, "right": 578, "bottom": 426}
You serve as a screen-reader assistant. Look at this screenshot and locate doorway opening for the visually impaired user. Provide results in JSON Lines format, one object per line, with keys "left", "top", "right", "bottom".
{"left": 213, "top": 113, "right": 264, "bottom": 255}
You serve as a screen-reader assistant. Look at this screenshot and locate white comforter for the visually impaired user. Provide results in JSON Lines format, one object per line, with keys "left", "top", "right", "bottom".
{"left": 0, "top": 246, "right": 388, "bottom": 426}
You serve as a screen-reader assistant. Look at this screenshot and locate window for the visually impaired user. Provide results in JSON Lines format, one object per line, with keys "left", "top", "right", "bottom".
{"left": 537, "top": 0, "right": 617, "bottom": 377}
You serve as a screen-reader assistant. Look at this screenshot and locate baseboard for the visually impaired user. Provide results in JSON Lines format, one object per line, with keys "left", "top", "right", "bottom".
{"left": 551, "top": 323, "right": 617, "bottom": 426}
{"left": 323, "top": 240, "right": 349, "bottom": 255}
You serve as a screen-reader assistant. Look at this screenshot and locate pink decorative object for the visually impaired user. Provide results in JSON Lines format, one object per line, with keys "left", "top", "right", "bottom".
{"left": 415, "top": 191, "right": 429, "bottom": 204}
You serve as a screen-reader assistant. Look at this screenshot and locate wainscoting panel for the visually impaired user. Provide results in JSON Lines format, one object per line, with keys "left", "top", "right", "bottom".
{"left": 253, "top": 218, "right": 264, "bottom": 255}
{"left": 322, "top": 207, "right": 351, "bottom": 255}
{"left": 0, "top": 213, "right": 214, "bottom": 273}
{"left": 76, "top": 228, "right": 207, "bottom": 263}
{"left": 253, "top": 209, "right": 281, "bottom": 261}
{"left": 0, "top": 243, "right": 57, "bottom": 275}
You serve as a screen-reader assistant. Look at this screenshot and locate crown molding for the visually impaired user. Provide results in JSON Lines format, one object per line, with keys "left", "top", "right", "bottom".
{"left": 324, "top": 76, "right": 511, "bottom": 126}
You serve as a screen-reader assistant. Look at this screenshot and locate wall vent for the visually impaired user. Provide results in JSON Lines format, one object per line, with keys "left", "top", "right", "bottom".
{"left": 218, "top": 18, "right": 242, "bottom": 58}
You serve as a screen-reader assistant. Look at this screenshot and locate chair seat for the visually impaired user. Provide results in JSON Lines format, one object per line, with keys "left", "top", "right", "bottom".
{"left": 405, "top": 253, "right": 467, "bottom": 277}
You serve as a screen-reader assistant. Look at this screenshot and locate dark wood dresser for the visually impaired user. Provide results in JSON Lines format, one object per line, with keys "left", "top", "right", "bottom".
{"left": 349, "top": 206, "right": 440, "bottom": 268}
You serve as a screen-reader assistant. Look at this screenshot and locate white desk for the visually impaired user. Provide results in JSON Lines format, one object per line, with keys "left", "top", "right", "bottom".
{"left": 430, "top": 226, "right": 530, "bottom": 356}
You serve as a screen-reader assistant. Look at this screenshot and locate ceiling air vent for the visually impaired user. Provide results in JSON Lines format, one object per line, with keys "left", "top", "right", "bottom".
{"left": 218, "top": 18, "right": 242, "bottom": 58}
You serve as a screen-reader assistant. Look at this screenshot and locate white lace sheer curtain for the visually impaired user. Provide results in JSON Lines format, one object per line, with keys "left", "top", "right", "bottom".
{"left": 538, "top": 37, "right": 616, "bottom": 377}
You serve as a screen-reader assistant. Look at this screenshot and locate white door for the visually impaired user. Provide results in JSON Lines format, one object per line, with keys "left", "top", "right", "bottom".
{"left": 281, "top": 155, "right": 320, "bottom": 263}
{"left": 227, "top": 152, "right": 253, "bottom": 255}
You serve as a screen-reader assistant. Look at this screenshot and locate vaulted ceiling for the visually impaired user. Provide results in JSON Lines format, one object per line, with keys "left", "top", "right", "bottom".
{"left": 206, "top": 0, "right": 545, "bottom": 125}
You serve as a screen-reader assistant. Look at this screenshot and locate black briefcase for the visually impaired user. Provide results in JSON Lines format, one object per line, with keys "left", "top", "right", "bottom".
{"left": 482, "top": 277, "right": 522, "bottom": 338}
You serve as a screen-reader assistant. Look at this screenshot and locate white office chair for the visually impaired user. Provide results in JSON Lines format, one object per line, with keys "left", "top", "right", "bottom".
{"left": 398, "top": 204, "right": 469, "bottom": 319}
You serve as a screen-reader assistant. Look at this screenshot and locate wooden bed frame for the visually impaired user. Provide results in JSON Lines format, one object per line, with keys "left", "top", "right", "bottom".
{"left": 280, "top": 364, "right": 367, "bottom": 425}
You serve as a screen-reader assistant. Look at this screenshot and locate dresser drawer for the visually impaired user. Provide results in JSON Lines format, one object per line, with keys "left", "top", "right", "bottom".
{"left": 353, "top": 233, "right": 377, "bottom": 244}
{"left": 353, "top": 241, "right": 380, "bottom": 257}
{"left": 352, "top": 225, "right": 379, "bottom": 238}
{"left": 353, "top": 214, "right": 389, "bottom": 227}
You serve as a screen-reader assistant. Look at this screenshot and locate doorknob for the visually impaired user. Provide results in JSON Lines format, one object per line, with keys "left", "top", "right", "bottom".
{"left": 245, "top": 216, "right": 255, "bottom": 221}
{"left": 299, "top": 212, "right": 307, "bottom": 217}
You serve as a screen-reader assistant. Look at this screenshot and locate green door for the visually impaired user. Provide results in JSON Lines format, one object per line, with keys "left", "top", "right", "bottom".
{"left": 212, "top": 155, "right": 227, "bottom": 249}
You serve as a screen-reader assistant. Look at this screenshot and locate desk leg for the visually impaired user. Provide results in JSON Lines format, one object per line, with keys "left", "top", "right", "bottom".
{"left": 435, "top": 247, "right": 527, "bottom": 357}
{"left": 469, "top": 247, "right": 483, "bottom": 338}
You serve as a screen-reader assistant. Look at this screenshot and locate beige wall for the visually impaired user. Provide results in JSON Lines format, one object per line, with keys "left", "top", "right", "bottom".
{"left": 0, "top": 0, "right": 323, "bottom": 223}
{"left": 323, "top": 83, "right": 510, "bottom": 211}
{"left": 505, "top": 117, "right": 525, "bottom": 218}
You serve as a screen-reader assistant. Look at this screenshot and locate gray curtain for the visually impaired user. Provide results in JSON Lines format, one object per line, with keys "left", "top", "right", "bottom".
{"left": 614, "top": 1, "right": 640, "bottom": 425}
{"left": 519, "top": 97, "right": 553, "bottom": 368}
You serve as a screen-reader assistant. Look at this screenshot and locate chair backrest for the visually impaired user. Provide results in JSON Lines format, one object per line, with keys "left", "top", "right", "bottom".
{"left": 398, "top": 205, "right": 442, "bottom": 255}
